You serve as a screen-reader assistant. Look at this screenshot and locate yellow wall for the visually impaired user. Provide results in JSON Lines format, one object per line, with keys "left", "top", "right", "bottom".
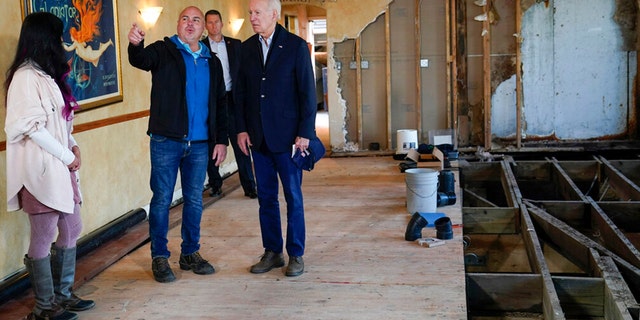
{"left": 0, "top": 0, "right": 390, "bottom": 281}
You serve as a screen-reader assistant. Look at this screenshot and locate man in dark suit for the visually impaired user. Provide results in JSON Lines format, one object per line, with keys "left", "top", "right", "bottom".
{"left": 203, "top": 9, "right": 258, "bottom": 199}
{"left": 236, "top": 0, "right": 317, "bottom": 277}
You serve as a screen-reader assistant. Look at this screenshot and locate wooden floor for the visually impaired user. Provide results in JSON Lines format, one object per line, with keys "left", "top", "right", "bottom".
{"left": 1, "top": 156, "right": 466, "bottom": 319}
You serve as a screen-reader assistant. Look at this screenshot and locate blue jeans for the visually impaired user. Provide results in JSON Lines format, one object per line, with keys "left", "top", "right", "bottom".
{"left": 148, "top": 135, "right": 209, "bottom": 258}
{"left": 252, "top": 149, "right": 305, "bottom": 257}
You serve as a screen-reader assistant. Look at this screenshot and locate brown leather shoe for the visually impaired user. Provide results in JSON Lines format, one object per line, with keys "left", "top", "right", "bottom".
{"left": 250, "top": 250, "right": 285, "bottom": 274}
{"left": 285, "top": 256, "right": 304, "bottom": 277}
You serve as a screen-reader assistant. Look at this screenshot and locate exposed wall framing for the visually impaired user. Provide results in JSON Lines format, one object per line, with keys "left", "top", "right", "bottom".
{"left": 482, "top": 0, "right": 492, "bottom": 150}
{"left": 414, "top": 0, "right": 423, "bottom": 142}
{"left": 356, "top": 36, "right": 363, "bottom": 146}
{"left": 386, "top": 7, "right": 393, "bottom": 150}
{"left": 331, "top": 0, "right": 638, "bottom": 154}
{"left": 515, "top": 0, "right": 523, "bottom": 149}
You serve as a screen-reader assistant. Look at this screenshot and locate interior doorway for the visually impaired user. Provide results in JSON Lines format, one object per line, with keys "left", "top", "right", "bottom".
{"left": 281, "top": 4, "right": 329, "bottom": 149}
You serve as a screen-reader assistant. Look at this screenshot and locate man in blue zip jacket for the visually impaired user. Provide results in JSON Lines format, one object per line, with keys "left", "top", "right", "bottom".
{"left": 128, "top": 6, "right": 228, "bottom": 283}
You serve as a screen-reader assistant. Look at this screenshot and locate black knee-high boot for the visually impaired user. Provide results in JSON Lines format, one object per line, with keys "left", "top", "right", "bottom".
{"left": 24, "top": 255, "right": 78, "bottom": 320}
{"left": 51, "top": 246, "right": 95, "bottom": 311}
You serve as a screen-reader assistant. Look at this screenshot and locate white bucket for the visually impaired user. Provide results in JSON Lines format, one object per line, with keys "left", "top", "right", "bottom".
{"left": 396, "top": 129, "right": 418, "bottom": 154}
{"left": 405, "top": 168, "right": 439, "bottom": 214}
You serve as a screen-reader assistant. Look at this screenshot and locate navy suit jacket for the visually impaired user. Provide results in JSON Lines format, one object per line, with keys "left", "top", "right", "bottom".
{"left": 236, "top": 24, "right": 317, "bottom": 153}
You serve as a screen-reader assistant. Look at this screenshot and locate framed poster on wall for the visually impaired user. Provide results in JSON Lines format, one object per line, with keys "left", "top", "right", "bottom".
{"left": 22, "top": 0, "right": 123, "bottom": 111}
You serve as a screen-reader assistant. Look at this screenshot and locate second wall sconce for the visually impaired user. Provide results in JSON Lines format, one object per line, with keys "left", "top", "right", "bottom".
{"left": 229, "top": 18, "right": 245, "bottom": 36}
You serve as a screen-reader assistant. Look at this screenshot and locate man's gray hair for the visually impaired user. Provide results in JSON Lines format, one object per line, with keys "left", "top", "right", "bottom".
{"left": 268, "top": 0, "right": 282, "bottom": 19}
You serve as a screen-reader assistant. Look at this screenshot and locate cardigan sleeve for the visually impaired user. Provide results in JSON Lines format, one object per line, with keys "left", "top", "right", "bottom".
{"left": 29, "top": 127, "right": 75, "bottom": 165}
{"left": 4, "top": 69, "right": 48, "bottom": 143}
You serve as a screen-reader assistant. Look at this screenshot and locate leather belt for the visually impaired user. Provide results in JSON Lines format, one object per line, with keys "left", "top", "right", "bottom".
{"left": 165, "top": 136, "right": 208, "bottom": 145}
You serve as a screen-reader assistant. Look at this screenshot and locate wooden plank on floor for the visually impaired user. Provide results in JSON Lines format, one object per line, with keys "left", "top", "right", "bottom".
{"left": 462, "top": 207, "right": 518, "bottom": 234}
{"left": 466, "top": 273, "right": 543, "bottom": 313}
{"left": 590, "top": 250, "right": 637, "bottom": 320}
{"left": 599, "top": 157, "right": 640, "bottom": 201}
{"left": 503, "top": 160, "right": 567, "bottom": 319}
{"left": 525, "top": 200, "right": 640, "bottom": 297}
{"left": 552, "top": 276, "right": 604, "bottom": 318}
{"left": 588, "top": 198, "right": 640, "bottom": 267}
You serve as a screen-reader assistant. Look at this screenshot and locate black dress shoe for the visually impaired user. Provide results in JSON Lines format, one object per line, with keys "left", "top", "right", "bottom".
{"left": 244, "top": 191, "right": 258, "bottom": 199}
{"left": 209, "top": 188, "right": 222, "bottom": 197}
{"left": 285, "top": 256, "right": 304, "bottom": 277}
{"left": 250, "top": 250, "right": 284, "bottom": 274}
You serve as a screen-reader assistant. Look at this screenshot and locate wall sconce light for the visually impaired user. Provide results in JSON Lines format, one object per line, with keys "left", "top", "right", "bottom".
{"left": 229, "top": 18, "right": 245, "bottom": 36}
{"left": 139, "top": 7, "right": 163, "bottom": 27}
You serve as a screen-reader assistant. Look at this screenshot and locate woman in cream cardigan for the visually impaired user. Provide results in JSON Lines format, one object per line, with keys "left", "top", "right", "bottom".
{"left": 4, "top": 12, "right": 94, "bottom": 320}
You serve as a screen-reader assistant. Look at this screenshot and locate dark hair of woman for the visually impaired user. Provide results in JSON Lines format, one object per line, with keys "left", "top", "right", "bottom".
{"left": 4, "top": 11, "right": 78, "bottom": 119}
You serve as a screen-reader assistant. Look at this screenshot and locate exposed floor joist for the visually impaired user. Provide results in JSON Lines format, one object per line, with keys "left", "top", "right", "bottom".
{"left": 462, "top": 156, "right": 640, "bottom": 319}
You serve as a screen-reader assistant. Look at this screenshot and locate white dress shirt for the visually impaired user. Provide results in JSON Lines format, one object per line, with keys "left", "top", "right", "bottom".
{"left": 208, "top": 37, "right": 232, "bottom": 91}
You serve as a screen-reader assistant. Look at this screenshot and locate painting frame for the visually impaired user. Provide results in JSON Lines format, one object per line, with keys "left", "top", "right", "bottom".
{"left": 22, "top": 0, "right": 123, "bottom": 112}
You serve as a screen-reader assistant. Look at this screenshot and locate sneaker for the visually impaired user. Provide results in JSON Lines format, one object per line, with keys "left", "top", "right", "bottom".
{"left": 59, "top": 293, "right": 95, "bottom": 311}
{"left": 152, "top": 257, "right": 176, "bottom": 283}
{"left": 285, "top": 256, "right": 304, "bottom": 277}
{"left": 29, "top": 305, "right": 77, "bottom": 320}
{"left": 179, "top": 251, "right": 215, "bottom": 275}
{"left": 250, "top": 250, "right": 285, "bottom": 274}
